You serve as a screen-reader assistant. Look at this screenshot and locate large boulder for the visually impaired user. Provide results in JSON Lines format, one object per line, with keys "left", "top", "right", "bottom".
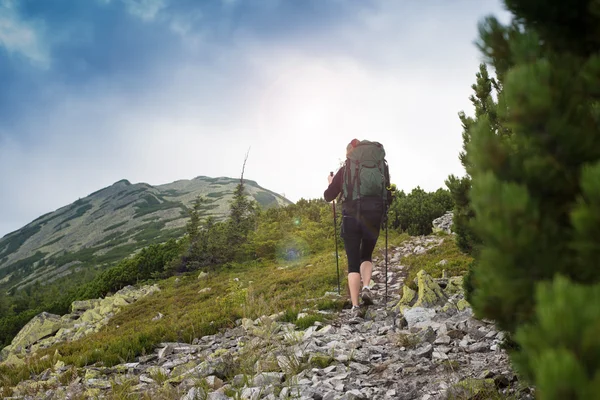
{"left": 445, "top": 276, "right": 464, "bottom": 295}
{"left": 395, "top": 270, "right": 470, "bottom": 324}
{"left": 105, "top": 294, "right": 132, "bottom": 311}
{"left": 1, "top": 312, "right": 63, "bottom": 359}
{"left": 71, "top": 299, "right": 101, "bottom": 313}
{"left": 81, "top": 309, "right": 104, "bottom": 323}
{"left": 396, "top": 286, "right": 417, "bottom": 312}
{"left": 1, "top": 284, "right": 161, "bottom": 361}
{"left": 432, "top": 211, "right": 453, "bottom": 234}
{"left": 0, "top": 353, "right": 26, "bottom": 367}
{"left": 414, "top": 270, "right": 447, "bottom": 307}
{"left": 403, "top": 307, "right": 436, "bottom": 328}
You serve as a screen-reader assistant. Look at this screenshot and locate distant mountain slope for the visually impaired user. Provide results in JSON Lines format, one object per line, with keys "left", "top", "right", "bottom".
{"left": 0, "top": 176, "right": 291, "bottom": 292}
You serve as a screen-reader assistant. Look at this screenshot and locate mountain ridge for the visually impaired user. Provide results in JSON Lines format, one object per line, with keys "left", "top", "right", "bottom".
{"left": 0, "top": 176, "right": 291, "bottom": 292}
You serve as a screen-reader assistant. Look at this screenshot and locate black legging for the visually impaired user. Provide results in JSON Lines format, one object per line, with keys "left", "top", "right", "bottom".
{"left": 340, "top": 210, "right": 383, "bottom": 274}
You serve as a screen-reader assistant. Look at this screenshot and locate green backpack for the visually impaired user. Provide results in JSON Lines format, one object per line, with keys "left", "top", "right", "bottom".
{"left": 340, "top": 140, "right": 389, "bottom": 212}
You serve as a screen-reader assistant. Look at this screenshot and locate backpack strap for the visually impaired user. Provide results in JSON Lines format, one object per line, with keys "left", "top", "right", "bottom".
{"left": 354, "top": 160, "right": 361, "bottom": 220}
{"left": 342, "top": 160, "right": 351, "bottom": 203}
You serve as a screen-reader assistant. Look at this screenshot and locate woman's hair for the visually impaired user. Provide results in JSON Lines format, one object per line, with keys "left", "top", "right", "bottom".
{"left": 346, "top": 139, "right": 360, "bottom": 156}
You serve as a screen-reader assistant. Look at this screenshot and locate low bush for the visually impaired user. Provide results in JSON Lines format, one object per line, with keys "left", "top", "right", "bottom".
{"left": 388, "top": 187, "right": 453, "bottom": 236}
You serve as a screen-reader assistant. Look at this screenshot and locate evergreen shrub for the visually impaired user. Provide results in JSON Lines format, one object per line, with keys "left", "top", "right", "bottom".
{"left": 458, "top": 0, "right": 600, "bottom": 395}
{"left": 388, "top": 188, "right": 453, "bottom": 236}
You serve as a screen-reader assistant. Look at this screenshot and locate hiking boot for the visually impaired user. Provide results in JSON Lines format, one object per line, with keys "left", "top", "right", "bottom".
{"left": 361, "top": 287, "right": 374, "bottom": 306}
{"left": 348, "top": 305, "right": 362, "bottom": 324}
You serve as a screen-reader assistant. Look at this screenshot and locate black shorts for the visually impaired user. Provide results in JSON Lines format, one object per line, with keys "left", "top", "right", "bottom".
{"left": 340, "top": 210, "right": 383, "bottom": 274}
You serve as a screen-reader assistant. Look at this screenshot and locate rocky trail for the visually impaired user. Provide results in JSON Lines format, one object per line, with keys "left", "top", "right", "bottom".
{"left": 4, "top": 235, "right": 533, "bottom": 400}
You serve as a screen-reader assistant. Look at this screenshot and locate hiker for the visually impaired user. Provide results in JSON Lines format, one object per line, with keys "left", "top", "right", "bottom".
{"left": 324, "top": 139, "right": 392, "bottom": 319}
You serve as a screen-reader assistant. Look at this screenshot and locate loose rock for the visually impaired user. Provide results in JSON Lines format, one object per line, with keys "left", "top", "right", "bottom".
{"left": 0, "top": 236, "right": 530, "bottom": 400}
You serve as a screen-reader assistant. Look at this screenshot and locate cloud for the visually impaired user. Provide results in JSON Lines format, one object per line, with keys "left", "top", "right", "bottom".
{"left": 122, "top": 0, "right": 166, "bottom": 21}
{"left": 0, "top": 0, "right": 49, "bottom": 67}
{"left": 231, "top": 1, "right": 510, "bottom": 200}
{"left": 0, "top": 0, "right": 513, "bottom": 237}
{"left": 239, "top": 48, "right": 474, "bottom": 201}
{"left": 221, "top": 0, "right": 239, "bottom": 7}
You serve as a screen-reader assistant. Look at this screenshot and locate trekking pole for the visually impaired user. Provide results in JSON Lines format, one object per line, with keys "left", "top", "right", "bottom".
{"left": 332, "top": 200, "right": 341, "bottom": 295}
{"left": 385, "top": 217, "right": 388, "bottom": 307}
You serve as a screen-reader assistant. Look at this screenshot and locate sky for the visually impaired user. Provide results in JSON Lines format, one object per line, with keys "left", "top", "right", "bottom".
{"left": 0, "top": 0, "right": 511, "bottom": 238}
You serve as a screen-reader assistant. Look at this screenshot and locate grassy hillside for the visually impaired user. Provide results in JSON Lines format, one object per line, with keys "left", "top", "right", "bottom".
{"left": 0, "top": 228, "right": 470, "bottom": 396}
{"left": 0, "top": 183, "right": 462, "bottom": 397}
{"left": 0, "top": 177, "right": 291, "bottom": 294}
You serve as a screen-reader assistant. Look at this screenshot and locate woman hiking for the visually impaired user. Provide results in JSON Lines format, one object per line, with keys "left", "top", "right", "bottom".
{"left": 324, "top": 139, "right": 392, "bottom": 321}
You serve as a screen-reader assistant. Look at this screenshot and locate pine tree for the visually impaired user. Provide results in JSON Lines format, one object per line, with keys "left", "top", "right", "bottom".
{"left": 186, "top": 196, "right": 205, "bottom": 239}
{"left": 226, "top": 151, "right": 258, "bottom": 260}
{"left": 445, "top": 64, "right": 494, "bottom": 254}
{"left": 446, "top": 18, "right": 525, "bottom": 254}
{"left": 0, "top": 291, "right": 9, "bottom": 318}
{"left": 450, "top": 60, "right": 512, "bottom": 302}
{"left": 467, "top": 5, "right": 600, "bottom": 332}
{"left": 227, "top": 181, "right": 257, "bottom": 257}
{"left": 513, "top": 276, "right": 600, "bottom": 399}
{"left": 462, "top": 0, "right": 600, "bottom": 393}
{"left": 181, "top": 196, "right": 207, "bottom": 270}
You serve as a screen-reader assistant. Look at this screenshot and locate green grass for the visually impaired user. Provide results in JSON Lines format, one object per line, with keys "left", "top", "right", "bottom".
{"left": 316, "top": 298, "right": 345, "bottom": 312}
{"left": 0, "top": 225, "right": 472, "bottom": 395}
{"left": 0, "top": 252, "right": 341, "bottom": 388}
{"left": 382, "top": 231, "right": 411, "bottom": 248}
{"left": 402, "top": 233, "right": 472, "bottom": 288}
{"left": 310, "top": 353, "right": 334, "bottom": 368}
{"left": 280, "top": 308, "right": 299, "bottom": 323}
{"left": 446, "top": 378, "right": 521, "bottom": 400}
{"left": 368, "top": 230, "right": 410, "bottom": 262}
{"left": 295, "top": 314, "right": 326, "bottom": 330}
